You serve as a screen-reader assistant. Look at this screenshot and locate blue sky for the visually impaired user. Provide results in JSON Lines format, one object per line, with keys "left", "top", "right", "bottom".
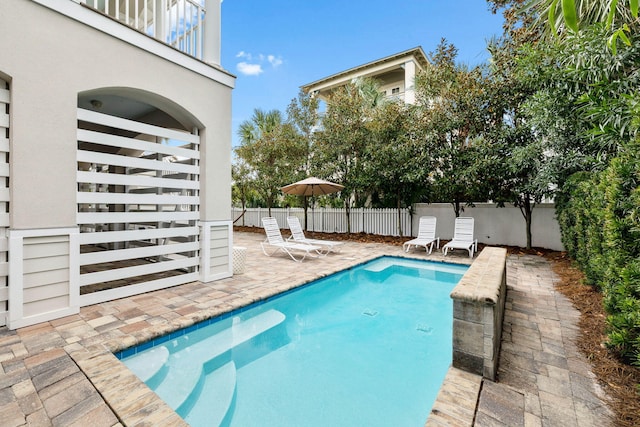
{"left": 220, "top": 1, "right": 505, "bottom": 147}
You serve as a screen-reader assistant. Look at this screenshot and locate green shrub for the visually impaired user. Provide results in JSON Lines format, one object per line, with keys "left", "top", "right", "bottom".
{"left": 556, "top": 172, "right": 591, "bottom": 261}
{"left": 557, "top": 142, "right": 640, "bottom": 364}
{"left": 600, "top": 144, "right": 640, "bottom": 364}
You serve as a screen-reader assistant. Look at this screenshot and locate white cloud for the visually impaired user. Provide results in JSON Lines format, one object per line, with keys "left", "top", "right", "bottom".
{"left": 268, "top": 55, "right": 283, "bottom": 68}
{"left": 237, "top": 62, "right": 263, "bottom": 76}
{"left": 235, "top": 51, "right": 284, "bottom": 75}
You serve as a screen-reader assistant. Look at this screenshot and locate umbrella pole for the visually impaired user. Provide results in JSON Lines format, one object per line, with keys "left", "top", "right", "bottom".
{"left": 304, "top": 196, "right": 308, "bottom": 231}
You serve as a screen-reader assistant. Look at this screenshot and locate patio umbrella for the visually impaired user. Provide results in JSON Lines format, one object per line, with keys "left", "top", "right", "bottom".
{"left": 281, "top": 177, "right": 344, "bottom": 230}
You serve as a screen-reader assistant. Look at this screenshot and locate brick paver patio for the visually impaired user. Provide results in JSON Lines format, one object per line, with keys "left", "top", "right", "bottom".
{"left": 0, "top": 232, "right": 612, "bottom": 426}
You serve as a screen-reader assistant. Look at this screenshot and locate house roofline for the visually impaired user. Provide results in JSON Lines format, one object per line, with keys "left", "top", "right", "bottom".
{"left": 300, "top": 46, "right": 429, "bottom": 93}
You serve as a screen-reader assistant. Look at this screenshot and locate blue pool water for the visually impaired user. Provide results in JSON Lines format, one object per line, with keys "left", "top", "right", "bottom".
{"left": 118, "top": 256, "right": 468, "bottom": 427}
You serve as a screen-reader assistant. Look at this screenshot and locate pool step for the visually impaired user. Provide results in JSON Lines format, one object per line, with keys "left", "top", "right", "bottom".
{"left": 145, "top": 309, "right": 286, "bottom": 411}
{"left": 182, "top": 361, "right": 236, "bottom": 427}
{"left": 123, "top": 345, "right": 169, "bottom": 386}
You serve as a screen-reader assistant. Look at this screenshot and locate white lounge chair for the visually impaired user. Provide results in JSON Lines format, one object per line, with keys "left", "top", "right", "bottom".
{"left": 261, "top": 217, "right": 322, "bottom": 262}
{"left": 403, "top": 216, "right": 439, "bottom": 254}
{"left": 442, "top": 217, "right": 478, "bottom": 258}
{"left": 286, "top": 216, "right": 344, "bottom": 254}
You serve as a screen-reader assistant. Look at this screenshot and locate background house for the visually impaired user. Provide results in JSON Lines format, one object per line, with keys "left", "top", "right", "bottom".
{"left": 0, "top": 0, "right": 235, "bottom": 329}
{"left": 301, "top": 46, "right": 429, "bottom": 104}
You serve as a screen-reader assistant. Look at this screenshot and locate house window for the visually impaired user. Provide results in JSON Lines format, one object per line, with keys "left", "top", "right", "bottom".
{"left": 391, "top": 87, "right": 400, "bottom": 94}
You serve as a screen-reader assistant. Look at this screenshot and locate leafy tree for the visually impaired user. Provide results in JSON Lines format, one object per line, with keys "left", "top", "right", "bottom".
{"left": 285, "top": 90, "right": 321, "bottom": 227}
{"left": 475, "top": 12, "right": 554, "bottom": 249}
{"left": 515, "top": 24, "right": 640, "bottom": 182}
{"left": 313, "top": 78, "right": 383, "bottom": 232}
{"left": 231, "top": 159, "right": 254, "bottom": 213}
{"left": 482, "top": 128, "right": 550, "bottom": 249}
{"left": 364, "top": 101, "right": 435, "bottom": 235}
{"left": 414, "top": 40, "right": 491, "bottom": 217}
{"left": 286, "top": 89, "right": 320, "bottom": 177}
{"left": 235, "top": 109, "right": 306, "bottom": 216}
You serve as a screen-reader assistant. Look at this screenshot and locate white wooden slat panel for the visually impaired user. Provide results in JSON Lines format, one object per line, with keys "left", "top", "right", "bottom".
{"left": 24, "top": 255, "right": 69, "bottom": 275}
{"left": 78, "top": 226, "right": 199, "bottom": 245}
{"left": 0, "top": 262, "right": 7, "bottom": 277}
{"left": 210, "top": 238, "right": 228, "bottom": 250}
{"left": 1, "top": 82, "right": 9, "bottom": 326}
{"left": 77, "top": 170, "right": 200, "bottom": 190}
{"left": 210, "top": 228, "right": 229, "bottom": 240}
{"left": 210, "top": 257, "right": 229, "bottom": 269}
{"left": 77, "top": 150, "right": 199, "bottom": 175}
{"left": 24, "top": 282, "right": 68, "bottom": 303}
{"left": 24, "top": 295, "right": 68, "bottom": 317}
{"left": 79, "top": 241, "right": 199, "bottom": 266}
{"left": 24, "top": 235, "right": 69, "bottom": 244}
{"left": 79, "top": 272, "right": 199, "bottom": 307}
{"left": 77, "top": 192, "right": 199, "bottom": 205}
{"left": 209, "top": 247, "right": 228, "bottom": 258}
{"left": 24, "top": 268, "right": 69, "bottom": 289}
{"left": 77, "top": 211, "right": 198, "bottom": 224}
{"left": 77, "top": 108, "right": 199, "bottom": 144}
{"left": 0, "top": 88, "right": 9, "bottom": 103}
{"left": 77, "top": 129, "right": 200, "bottom": 160}
{"left": 0, "top": 163, "right": 9, "bottom": 178}
{"left": 23, "top": 241, "right": 68, "bottom": 259}
{"left": 80, "top": 256, "right": 199, "bottom": 286}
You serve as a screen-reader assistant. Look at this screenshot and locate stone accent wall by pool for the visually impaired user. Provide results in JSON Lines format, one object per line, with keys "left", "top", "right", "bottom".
{"left": 450, "top": 247, "right": 507, "bottom": 380}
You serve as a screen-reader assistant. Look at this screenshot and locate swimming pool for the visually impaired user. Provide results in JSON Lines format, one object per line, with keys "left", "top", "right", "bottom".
{"left": 118, "top": 256, "right": 468, "bottom": 427}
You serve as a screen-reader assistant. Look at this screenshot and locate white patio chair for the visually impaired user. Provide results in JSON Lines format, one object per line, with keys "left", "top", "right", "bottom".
{"left": 403, "top": 216, "right": 440, "bottom": 254}
{"left": 442, "top": 217, "right": 478, "bottom": 258}
{"left": 286, "top": 216, "right": 344, "bottom": 254}
{"left": 261, "top": 217, "right": 322, "bottom": 262}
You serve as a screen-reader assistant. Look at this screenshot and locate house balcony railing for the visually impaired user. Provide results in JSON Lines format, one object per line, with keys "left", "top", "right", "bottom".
{"left": 385, "top": 91, "right": 405, "bottom": 102}
{"left": 81, "top": 0, "right": 206, "bottom": 60}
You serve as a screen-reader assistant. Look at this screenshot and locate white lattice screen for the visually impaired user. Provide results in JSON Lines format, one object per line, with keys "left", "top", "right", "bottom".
{"left": 77, "top": 108, "right": 200, "bottom": 306}
{"left": 0, "top": 78, "right": 10, "bottom": 325}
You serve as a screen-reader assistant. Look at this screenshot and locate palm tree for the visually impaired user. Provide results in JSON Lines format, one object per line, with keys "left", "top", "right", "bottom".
{"left": 237, "top": 109, "right": 284, "bottom": 146}
{"left": 353, "top": 76, "right": 387, "bottom": 109}
{"left": 235, "top": 109, "right": 306, "bottom": 216}
{"left": 525, "top": 0, "right": 638, "bottom": 35}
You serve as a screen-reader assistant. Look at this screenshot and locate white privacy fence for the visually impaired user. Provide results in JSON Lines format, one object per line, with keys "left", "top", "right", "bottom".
{"left": 233, "top": 203, "right": 565, "bottom": 250}
{"left": 232, "top": 207, "right": 413, "bottom": 237}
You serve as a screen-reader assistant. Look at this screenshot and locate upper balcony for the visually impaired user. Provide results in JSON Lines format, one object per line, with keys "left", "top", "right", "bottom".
{"left": 35, "top": 0, "right": 231, "bottom": 86}
{"left": 80, "top": 0, "right": 214, "bottom": 61}
{"left": 301, "top": 47, "right": 427, "bottom": 106}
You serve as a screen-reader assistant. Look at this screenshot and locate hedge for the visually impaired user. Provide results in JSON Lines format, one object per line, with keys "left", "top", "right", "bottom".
{"left": 556, "top": 142, "right": 640, "bottom": 366}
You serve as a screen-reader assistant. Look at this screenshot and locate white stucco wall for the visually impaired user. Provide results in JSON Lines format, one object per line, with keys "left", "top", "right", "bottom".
{"left": 414, "top": 203, "right": 564, "bottom": 251}
{"left": 0, "top": 0, "right": 234, "bottom": 229}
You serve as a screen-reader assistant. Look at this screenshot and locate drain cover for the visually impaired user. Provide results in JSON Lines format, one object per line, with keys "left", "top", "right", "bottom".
{"left": 416, "top": 324, "right": 434, "bottom": 334}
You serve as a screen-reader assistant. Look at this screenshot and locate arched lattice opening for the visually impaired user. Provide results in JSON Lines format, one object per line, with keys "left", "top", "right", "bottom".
{"left": 77, "top": 90, "right": 201, "bottom": 305}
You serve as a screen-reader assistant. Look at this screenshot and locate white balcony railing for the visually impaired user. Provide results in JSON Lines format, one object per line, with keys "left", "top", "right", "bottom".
{"left": 82, "top": 0, "right": 205, "bottom": 60}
